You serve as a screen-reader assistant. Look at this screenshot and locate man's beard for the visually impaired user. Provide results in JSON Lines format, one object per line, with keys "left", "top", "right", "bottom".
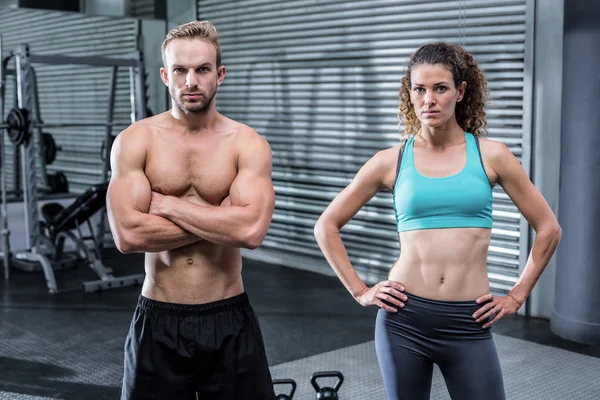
{"left": 171, "top": 85, "right": 217, "bottom": 114}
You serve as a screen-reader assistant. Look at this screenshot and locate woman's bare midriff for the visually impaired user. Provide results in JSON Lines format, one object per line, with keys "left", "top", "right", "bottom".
{"left": 388, "top": 227, "right": 492, "bottom": 301}
{"left": 141, "top": 241, "right": 244, "bottom": 304}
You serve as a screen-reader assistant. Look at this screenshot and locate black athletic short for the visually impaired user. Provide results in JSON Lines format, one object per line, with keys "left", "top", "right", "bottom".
{"left": 121, "top": 293, "right": 275, "bottom": 400}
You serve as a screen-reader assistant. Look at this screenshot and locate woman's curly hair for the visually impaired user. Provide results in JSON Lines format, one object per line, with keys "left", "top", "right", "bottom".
{"left": 398, "top": 42, "right": 489, "bottom": 141}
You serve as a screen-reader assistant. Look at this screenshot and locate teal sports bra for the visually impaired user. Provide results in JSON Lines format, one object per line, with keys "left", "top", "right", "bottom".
{"left": 393, "top": 132, "right": 493, "bottom": 232}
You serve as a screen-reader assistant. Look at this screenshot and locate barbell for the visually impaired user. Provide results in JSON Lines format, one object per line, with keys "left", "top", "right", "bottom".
{"left": 0, "top": 107, "right": 115, "bottom": 146}
{"left": 1, "top": 108, "right": 60, "bottom": 164}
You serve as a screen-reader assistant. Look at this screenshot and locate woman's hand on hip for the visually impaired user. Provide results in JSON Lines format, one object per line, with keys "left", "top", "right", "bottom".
{"left": 355, "top": 280, "right": 407, "bottom": 312}
{"left": 473, "top": 293, "right": 523, "bottom": 328}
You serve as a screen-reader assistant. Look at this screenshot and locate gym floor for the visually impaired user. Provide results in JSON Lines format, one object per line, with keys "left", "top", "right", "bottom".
{"left": 1, "top": 249, "right": 599, "bottom": 399}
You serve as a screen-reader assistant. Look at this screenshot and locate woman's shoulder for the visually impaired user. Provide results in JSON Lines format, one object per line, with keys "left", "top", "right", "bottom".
{"left": 373, "top": 144, "right": 405, "bottom": 165}
{"left": 362, "top": 145, "right": 406, "bottom": 190}
{"left": 474, "top": 135, "right": 514, "bottom": 165}
{"left": 358, "top": 145, "right": 405, "bottom": 181}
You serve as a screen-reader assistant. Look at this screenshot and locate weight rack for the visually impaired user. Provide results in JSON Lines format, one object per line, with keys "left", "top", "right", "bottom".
{"left": 0, "top": 40, "right": 147, "bottom": 293}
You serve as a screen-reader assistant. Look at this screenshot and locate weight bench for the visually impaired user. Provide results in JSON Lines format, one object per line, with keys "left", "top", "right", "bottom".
{"left": 38, "top": 182, "right": 144, "bottom": 293}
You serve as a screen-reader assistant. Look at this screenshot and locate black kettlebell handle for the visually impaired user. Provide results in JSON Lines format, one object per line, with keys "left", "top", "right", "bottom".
{"left": 273, "top": 378, "right": 297, "bottom": 399}
{"left": 310, "top": 370, "right": 344, "bottom": 392}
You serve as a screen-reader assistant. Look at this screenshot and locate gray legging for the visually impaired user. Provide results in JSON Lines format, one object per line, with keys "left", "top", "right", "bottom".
{"left": 374, "top": 292, "right": 506, "bottom": 400}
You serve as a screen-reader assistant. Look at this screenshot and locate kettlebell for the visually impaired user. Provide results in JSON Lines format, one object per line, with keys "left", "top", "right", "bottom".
{"left": 273, "top": 378, "right": 296, "bottom": 399}
{"left": 310, "top": 370, "right": 344, "bottom": 400}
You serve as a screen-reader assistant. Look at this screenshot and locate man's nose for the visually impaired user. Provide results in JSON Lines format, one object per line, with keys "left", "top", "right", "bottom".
{"left": 186, "top": 72, "right": 199, "bottom": 88}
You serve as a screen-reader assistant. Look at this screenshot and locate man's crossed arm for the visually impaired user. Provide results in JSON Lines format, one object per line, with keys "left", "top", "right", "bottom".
{"left": 148, "top": 133, "right": 275, "bottom": 249}
{"left": 107, "top": 125, "right": 274, "bottom": 254}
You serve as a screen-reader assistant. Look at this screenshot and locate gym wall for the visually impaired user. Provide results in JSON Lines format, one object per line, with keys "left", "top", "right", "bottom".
{"left": 127, "top": 0, "right": 161, "bottom": 19}
{"left": 196, "top": 0, "right": 534, "bottom": 296}
{"left": 0, "top": 1, "right": 544, "bottom": 311}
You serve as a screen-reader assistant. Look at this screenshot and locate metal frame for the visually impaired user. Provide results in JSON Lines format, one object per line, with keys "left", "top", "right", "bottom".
{"left": 0, "top": 35, "right": 9, "bottom": 280}
{"left": 3, "top": 69, "right": 22, "bottom": 196}
{"left": 0, "top": 54, "right": 144, "bottom": 193}
{"left": 0, "top": 44, "right": 147, "bottom": 293}
{"left": 29, "top": 66, "right": 51, "bottom": 189}
{"left": 102, "top": 66, "right": 118, "bottom": 182}
{"left": 134, "top": 51, "right": 147, "bottom": 122}
{"left": 96, "top": 66, "right": 118, "bottom": 251}
{"left": 12, "top": 44, "right": 56, "bottom": 291}
{"left": 29, "top": 54, "right": 139, "bottom": 68}
{"left": 129, "top": 67, "right": 137, "bottom": 123}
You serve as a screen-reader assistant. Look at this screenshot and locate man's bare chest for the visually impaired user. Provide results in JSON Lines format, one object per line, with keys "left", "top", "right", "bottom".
{"left": 144, "top": 136, "right": 237, "bottom": 205}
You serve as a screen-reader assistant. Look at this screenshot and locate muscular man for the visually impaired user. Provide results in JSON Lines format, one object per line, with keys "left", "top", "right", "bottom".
{"left": 106, "top": 21, "right": 276, "bottom": 400}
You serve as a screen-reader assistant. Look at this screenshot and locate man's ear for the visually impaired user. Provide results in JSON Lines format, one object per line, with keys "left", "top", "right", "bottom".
{"left": 160, "top": 67, "right": 169, "bottom": 87}
{"left": 217, "top": 65, "right": 227, "bottom": 86}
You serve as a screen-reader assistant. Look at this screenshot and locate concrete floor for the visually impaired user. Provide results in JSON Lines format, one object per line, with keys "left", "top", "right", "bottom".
{"left": 0, "top": 249, "right": 598, "bottom": 399}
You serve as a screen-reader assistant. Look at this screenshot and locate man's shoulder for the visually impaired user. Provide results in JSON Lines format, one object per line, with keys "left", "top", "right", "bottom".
{"left": 223, "top": 117, "right": 257, "bottom": 136}
{"left": 225, "top": 118, "right": 270, "bottom": 149}
{"left": 113, "top": 116, "right": 160, "bottom": 155}
{"left": 116, "top": 113, "right": 166, "bottom": 141}
{"left": 225, "top": 123, "right": 271, "bottom": 165}
{"left": 118, "top": 118, "right": 146, "bottom": 136}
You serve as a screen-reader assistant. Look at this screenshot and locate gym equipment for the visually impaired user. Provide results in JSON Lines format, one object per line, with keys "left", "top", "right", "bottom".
{"left": 99, "top": 133, "right": 115, "bottom": 162}
{"left": 0, "top": 107, "right": 120, "bottom": 137}
{"left": 0, "top": 36, "right": 8, "bottom": 278}
{"left": 310, "top": 371, "right": 344, "bottom": 400}
{"left": 42, "top": 133, "right": 58, "bottom": 165}
{"left": 38, "top": 182, "right": 144, "bottom": 292}
{"left": 273, "top": 378, "right": 296, "bottom": 399}
{"left": 13, "top": 182, "right": 145, "bottom": 292}
{"left": 46, "top": 171, "right": 69, "bottom": 194}
{"left": 5, "top": 107, "right": 29, "bottom": 145}
{"left": 0, "top": 42, "right": 148, "bottom": 291}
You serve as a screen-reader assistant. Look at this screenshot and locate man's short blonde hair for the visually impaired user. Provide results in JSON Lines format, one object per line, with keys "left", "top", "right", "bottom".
{"left": 161, "top": 21, "right": 221, "bottom": 68}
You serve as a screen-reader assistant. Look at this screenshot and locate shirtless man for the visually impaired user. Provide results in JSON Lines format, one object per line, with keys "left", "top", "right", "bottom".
{"left": 106, "top": 21, "right": 276, "bottom": 400}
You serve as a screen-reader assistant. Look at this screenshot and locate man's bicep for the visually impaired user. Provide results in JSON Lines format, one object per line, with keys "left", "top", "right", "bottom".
{"left": 107, "top": 171, "right": 152, "bottom": 216}
{"left": 229, "top": 135, "right": 274, "bottom": 213}
{"left": 107, "top": 131, "right": 151, "bottom": 217}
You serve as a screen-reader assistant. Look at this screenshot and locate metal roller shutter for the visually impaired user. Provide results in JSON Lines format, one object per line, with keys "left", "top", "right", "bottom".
{"left": 197, "top": 0, "right": 533, "bottom": 294}
{"left": 0, "top": 8, "right": 139, "bottom": 194}
{"left": 129, "top": 0, "right": 158, "bottom": 19}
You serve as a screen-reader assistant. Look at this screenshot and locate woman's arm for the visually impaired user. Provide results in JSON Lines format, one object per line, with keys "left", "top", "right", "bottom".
{"left": 473, "top": 139, "right": 562, "bottom": 327}
{"left": 485, "top": 140, "right": 562, "bottom": 303}
{"left": 314, "top": 147, "right": 406, "bottom": 312}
